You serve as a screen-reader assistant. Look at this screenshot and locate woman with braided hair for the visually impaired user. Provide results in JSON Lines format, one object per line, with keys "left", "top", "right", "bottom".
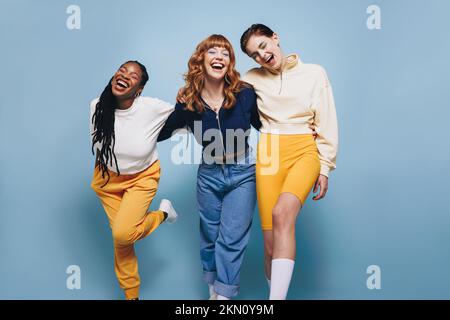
{"left": 90, "top": 60, "right": 178, "bottom": 300}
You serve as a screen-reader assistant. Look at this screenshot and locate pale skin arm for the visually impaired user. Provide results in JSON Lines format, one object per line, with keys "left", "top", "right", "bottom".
{"left": 179, "top": 85, "right": 324, "bottom": 198}
{"left": 177, "top": 87, "right": 186, "bottom": 103}
{"left": 178, "top": 87, "right": 319, "bottom": 139}
{"left": 312, "top": 174, "right": 328, "bottom": 201}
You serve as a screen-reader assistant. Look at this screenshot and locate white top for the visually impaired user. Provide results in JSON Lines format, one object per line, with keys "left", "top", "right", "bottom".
{"left": 243, "top": 54, "right": 338, "bottom": 177}
{"left": 89, "top": 96, "right": 174, "bottom": 174}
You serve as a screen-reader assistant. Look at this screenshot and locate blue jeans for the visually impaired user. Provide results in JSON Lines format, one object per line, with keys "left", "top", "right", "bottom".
{"left": 196, "top": 160, "right": 256, "bottom": 298}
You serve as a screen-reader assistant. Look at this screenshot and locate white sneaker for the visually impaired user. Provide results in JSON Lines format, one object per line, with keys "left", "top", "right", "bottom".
{"left": 209, "top": 293, "right": 218, "bottom": 300}
{"left": 159, "top": 199, "right": 178, "bottom": 224}
{"left": 208, "top": 284, "right": 217, "bottom": 300}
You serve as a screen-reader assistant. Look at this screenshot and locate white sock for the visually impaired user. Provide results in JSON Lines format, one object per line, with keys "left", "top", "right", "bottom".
{"left": 216, "top": 295, "right": 230, "bottom": 300}
{"left": 208, "top": 284, "right": 215, "bottom": 297}
{"left": 269, "top": 258, "right": 295, "bottom": 300}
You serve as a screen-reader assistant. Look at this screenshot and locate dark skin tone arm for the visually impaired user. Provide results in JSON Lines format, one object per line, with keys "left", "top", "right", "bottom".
{"left": 95, "top": 149, "right": 100, "bottom": 168}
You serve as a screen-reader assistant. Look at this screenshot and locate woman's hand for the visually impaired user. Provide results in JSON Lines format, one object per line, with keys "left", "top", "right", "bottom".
{"left": 177, "top": 87, "right": 187, "bottom": 103}
{"left": 312, "top": 174, "right": 328, "bottom": 201}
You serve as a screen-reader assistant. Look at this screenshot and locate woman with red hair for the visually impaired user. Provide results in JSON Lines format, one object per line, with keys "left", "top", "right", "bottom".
{"left": 158, "top": 34, "right": 261, "bottom": 300}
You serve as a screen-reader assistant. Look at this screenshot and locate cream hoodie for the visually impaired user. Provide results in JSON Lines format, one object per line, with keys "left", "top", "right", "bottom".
{"left": 243, "top": 54, "right": 339, "bottom": 177}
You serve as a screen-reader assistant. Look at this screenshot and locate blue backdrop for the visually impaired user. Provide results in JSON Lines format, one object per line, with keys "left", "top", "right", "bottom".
{"left": 1, "top": 0, "right": 449, "bottom": 299}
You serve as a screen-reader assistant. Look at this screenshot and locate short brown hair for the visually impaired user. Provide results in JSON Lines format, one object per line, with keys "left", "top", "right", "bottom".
{"left": 240, "top": 24, "right": 275, "bottom": 55}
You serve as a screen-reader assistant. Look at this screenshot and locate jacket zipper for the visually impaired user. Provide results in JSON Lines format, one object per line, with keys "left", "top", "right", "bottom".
{"left": 279, "top": 71, "right": 283, "bottom": 95}
{"left": 204, "top": 104, "right": 226, "bottom": 158}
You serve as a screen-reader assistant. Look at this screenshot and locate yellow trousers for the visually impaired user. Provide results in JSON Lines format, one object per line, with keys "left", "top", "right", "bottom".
{"left": 91, "top": 160, "right": 165, "bottom": 299}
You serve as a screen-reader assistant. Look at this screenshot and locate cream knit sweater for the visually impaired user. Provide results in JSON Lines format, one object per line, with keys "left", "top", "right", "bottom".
{"left": 243, "top": 54, "right": 338, "bottom": 177}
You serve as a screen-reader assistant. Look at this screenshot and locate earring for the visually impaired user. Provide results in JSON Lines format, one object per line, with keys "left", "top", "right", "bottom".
{"left": 225, "top": 74, "right": 231, "bottom": 85}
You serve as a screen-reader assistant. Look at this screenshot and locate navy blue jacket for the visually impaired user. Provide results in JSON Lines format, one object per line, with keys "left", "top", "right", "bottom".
{"left": 157, "top": 86, "right": 261, "bottom": 159}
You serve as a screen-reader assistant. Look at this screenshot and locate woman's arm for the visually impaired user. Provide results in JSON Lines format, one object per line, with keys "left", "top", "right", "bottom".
{"left": 311, "top": 66, "right": 338, "bottom": 201}
{"left": 312, "top": 66, "right": 339, "bottom": 178}
{"left": 95, "top": 149, "right": 100, "bottom": 168}
{"left": 249, "top": 88, "right": 262, "bottom": 131}
{"left": 157, "top": 103, "right": 188, "bottom": 142}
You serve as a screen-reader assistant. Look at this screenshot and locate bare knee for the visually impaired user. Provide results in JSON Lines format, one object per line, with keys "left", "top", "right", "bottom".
{"left": 272, "top": 205, "right": 298, "bottom": 233}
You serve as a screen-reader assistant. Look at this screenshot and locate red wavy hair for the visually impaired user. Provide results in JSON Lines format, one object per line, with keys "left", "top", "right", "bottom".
{"left": 182, "top": 34, "right": 247, "bottom": 113}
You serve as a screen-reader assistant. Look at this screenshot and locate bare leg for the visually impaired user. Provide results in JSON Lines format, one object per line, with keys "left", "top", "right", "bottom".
{"left": 269, "top": 192, "right": 302, "bottom": 300}
{"left": 272, "top": 192, "right": 302, "bottom": 259}
{"left": 263, "top": 230, "right": 273, "bottom": 281}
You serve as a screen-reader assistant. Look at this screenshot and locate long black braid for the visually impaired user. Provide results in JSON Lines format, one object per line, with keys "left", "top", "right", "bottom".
{"left": 91, "top": 61, "right": 149, "bottom": 187}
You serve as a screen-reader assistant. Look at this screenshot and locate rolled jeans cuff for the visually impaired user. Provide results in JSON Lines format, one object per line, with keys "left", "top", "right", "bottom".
{"left": 214, "top": 280, "right": 239, "bottom": 298}
{"left": 202, "top": 270, "right": 217, "bottom": 285}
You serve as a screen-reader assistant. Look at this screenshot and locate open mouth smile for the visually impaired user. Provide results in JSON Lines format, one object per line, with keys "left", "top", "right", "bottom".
{"left": 211, "top": 62, "right": 225, "bottom": 71}
{"left": 265, "top": 54, "right": 274, "bottom": 64}
{"left": 116, "top": 78, "right": 130, "bottom": 89}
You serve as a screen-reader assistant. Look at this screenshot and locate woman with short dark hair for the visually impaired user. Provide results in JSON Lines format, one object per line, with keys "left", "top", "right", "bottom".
{"left": 241, "top": 24, "right": 339, "bottom": 300}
